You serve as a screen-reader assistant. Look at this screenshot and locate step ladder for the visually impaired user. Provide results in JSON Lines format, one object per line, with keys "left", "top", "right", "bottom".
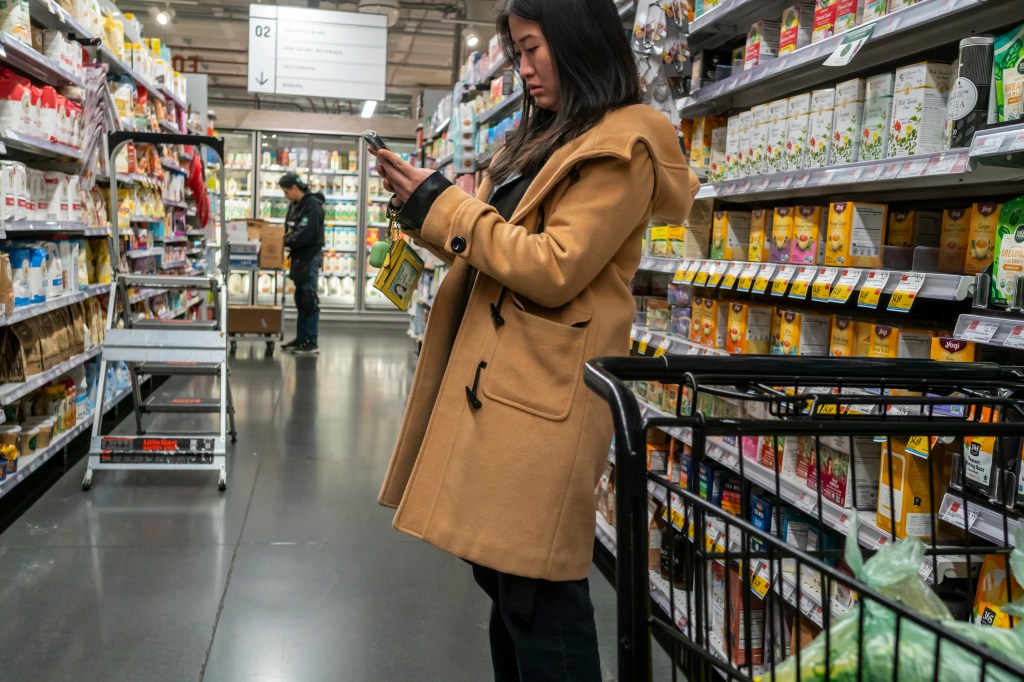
{"left": 83, "top": 133, "right": 235, "bottom": 492}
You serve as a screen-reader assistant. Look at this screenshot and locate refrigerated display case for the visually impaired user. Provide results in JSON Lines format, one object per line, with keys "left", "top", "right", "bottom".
{"left": 311, "top": 135, "right": 362, "bottom": 310}
{"left": 257, "top": 133, "right": 311, "bottom": 223}
{"left": 223, "top": 131, "right": 256, "bottom": 220}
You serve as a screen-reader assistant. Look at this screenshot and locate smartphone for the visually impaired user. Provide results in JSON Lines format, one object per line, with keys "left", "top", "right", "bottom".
{"left": 363, "top": 130, "right": 388, "bottom": 152}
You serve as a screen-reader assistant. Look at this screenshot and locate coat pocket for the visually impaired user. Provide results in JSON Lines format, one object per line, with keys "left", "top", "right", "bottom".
{"left": 482, "top": 296, "right": 592, "bottom": 421}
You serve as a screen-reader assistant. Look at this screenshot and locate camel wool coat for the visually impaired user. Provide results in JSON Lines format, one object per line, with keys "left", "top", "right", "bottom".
{"left": 379, "top": 104, "right": 700, "bottom": 581}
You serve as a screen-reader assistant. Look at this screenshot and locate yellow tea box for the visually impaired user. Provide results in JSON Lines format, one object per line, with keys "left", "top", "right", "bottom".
{"left": 898, "top": 328, "right": 933, "bottom": 359}
{"left": 889, "top": 62, "right": 953, "bottom": 157}
{"left": 770, "top": 306, "right": 786, "bottom": 354}
{"left": 699, "top": 297, "right": 728, "bottom": 349}
{"left": 855, "top": 321, "right": 873, "bottom": 357}
{"left": 749, "top": 209, "right": 773, "bottom": 262}
{"left": 860, "top": 72, "right": 895, "bottom": 162}
{"left": 785, "top": 93, "right": 812, "bottom": 171}
{"left": 770, "top": 207, "right": 795, "bottom": 263}
{"left": 690, "top": 296, "right": 706, "bottom": 343}
{"left": 869, "top": 324, "right": 899, "bottom": 359}
{"left": 887, "top": 210, "right": 942, "bottom": 248}
{"left": 691, "top": 116, "right": 724, "bottom": 168}
{"left": 966, "top": 202, "right": 1000, "bottom": 275}
{"left": 790, "top": 206, "right": 826, "bottom": 265}
{"left": 939, "top": 207, "right": 970, "bottom": 273}
{"left": 806, "top": 88, "right": 835, "bottom": 169}
{"left": 832, "top": 78, "right": 866, "bottom": 164}
{"left": 712, "top": 211, "right": 752, "bottom": 260}
{"left": 931, "top": 337, "right": 976, "bottom": 363}
{"left": 825, "top": 202, "right": 888, "bottom": 268}
{"left": 649, "top": 226, "right": 673, "bottom": 257}
{"left": 725, "top": 303, "right": 772, "bottom": 354}
{"left": 830, "top": 316, "right": 857, "bottom": 357}
{"left": 778, "top": 310, "right": 831, "bottom": 356}
{"left": 877, "top": 437, "right": 951, "bottom": 538}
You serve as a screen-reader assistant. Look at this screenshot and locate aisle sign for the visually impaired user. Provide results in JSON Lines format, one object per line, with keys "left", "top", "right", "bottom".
{"left": 858, "top": 271, "right": 890, "bottom": 308}
{"left": 812, "top": 267, "right": 839, "bottom": 302}
{"left": 772, "top": 265, "right": 797, "bottom": 296}
{"left": 752, "top": 264, "right": 777, "bottom": 295}
{"left": 737, "top": 263, "right": 759, "bottom": 292}
{"left": 248, "top": 5, "right": 387, "bottom": 100}
{"left": 721, "top": 262, "right": 744, "bottom": 289}
{"left": 887, "top": 273, "right": 926, "bottom": 312}
{"left": 673, "top": 259, "right": 694, "bottom": 283}
{"left": 960, "top": 319, "right": 999, "bottom": 344}
{"left": 707, "top": 262, "right": 726, "bottom": 288}
{"left": 1005, "top": 325, "right": 1024, "bottom": 350}
{"left": 788, "top": 267, "right": 817, "bottom": 299}
{"left": 829, "top": 269, "right": 862, "bottom": 303}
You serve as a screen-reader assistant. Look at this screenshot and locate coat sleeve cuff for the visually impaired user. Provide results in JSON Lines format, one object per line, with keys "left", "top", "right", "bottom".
{"left": 398, "top": 172, "right": 454, "bottom": 231}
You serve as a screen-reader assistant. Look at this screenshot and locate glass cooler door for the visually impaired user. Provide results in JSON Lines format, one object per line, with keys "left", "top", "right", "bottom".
{"left": 363, "top": 139, "right": 417, "bottom": 311}
{"left": 309, "top": 134, "right": 361, "bottom": 310}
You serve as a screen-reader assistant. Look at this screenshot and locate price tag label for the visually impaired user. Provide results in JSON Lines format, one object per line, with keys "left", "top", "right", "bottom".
{"left": 707, "top": 262, "right": 725, "bottom": 288}
{"left": 682, "top": 260, "right": 700, "bottom": 283}
{"left": 961, "top": 319, "right": 999, "bottom": 344}
{"left": 736, "top": 263, "right": 759, "bottom": 292}
{"left": 899, "top": 158, "right": 930, "bottom": 178}
{"left": 693, "top": 261, "right": 713, "bottom": 287}
{"left": 793, "top": 172, "right": 813, "bottom": 188}
{"left": 940, "top": 499, "right": 980, "bottom": 530}
{"left": 972, "top": 132, "right": 1006, "bottom": 157}
{"left": 905, "top": 435, "right": 937, "bottom": 458}
{"left": 686, "top": 343, "right": 701, "bottom": 355}
{"left": 772, "top": 265, "right": 798, "bottom": 296}
{"left": 630, "top": 327, "right": 639, "bottom": 345}
{"left": 1010, "top": 131, "right": 1024, "bottom": 154}
{"left": 878, "top": 161, "right": 902, "bottom": 180}
{"left": 829, "top": 269, "right": 862, "bottom": 303}
{"left": 737, "top": 179, "right": 752, "bottom": 194}
{"left": 653, "top": 336, "right": 672, "bottom": 358}
{"left": 673, "top": 259, "right": 694, "bottom": 283}
{"left": 721, "top": 262, "right": 744, "bottom": 289}
{"left": 47, "top": 0, "right": 57, "bottom": 14}
{"left": 929, "top": 152, "right": 966, "bottom": 175}
{"left": 859, "top": 164, "right": 883, "bottom": 182}
{"left": 752, "top": 264, "right": 777, "bottom": 295}
{"left": 778, "top": 174, "right": 795, "bottom": 189}
{"left": 857, "top": 270, "right": 891, "bottom": 309}
{"left": 638, "top": 332, "right": 654, "bottom": 355}
{"left": 750, "top": 568, "right": 772, "bottom": 599}
{"left": 887, "top": 272, "right": 926, "bottom": 312}
{"left": 1005, "top": 325, "right": 1024, "bottom": 349}
{"left": 811, "top": 267, "right": 839, "bottom": 302}
{"left": 753, "top": 176, "right": 771, "bottom": 193}
{"left": 788, "top": 267, "right": 817, "bottom": 299}
{"left": 796, "top": 492, "right": 816, "bottom": 513}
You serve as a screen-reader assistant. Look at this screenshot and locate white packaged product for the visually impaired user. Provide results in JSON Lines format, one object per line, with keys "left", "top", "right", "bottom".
{"left": 860, "top": 73, "right": 895, "bottom": 161}
{"left": 832, "top": 78, "right": 866, "bottom": 164}
{"left": 766, "top": 99, "right": 791, "bottom": 173}
{"left": 66, "top": 174, "right": 81, "bottom": 220}
{"left": 785, "top": 93, "right": 811, "bottom": 171}
{"left": 42, "top": 242, "right": 64, "bottom": 298}
{"left": 12, "top": 162, "right": 28, "bottom": 221}
{"left": 0, "top": 162, "right": 13, "bottom": 222}
{"left": 0, "top": 0, "right": 31, "bottom": 45}
{"left": 58, "top": 241, "right": 78, "bottom": 292}
{"left": 749, "top": 104, "right": 770, "bottom": 176}
{"left": 889, "top": 62, "right": 953, "bottom": 157}
{"left": 725, "top": 115, "right": 741, "bottom": 179}
{"left": 806, "top": 88, "right": 835, "bottom": 169}
{"left": 0, "top": 67, "right": 32, "bottom": 133}
{"left": 28, "top": 245, "right": 46, "bottom": 303}
{"left": 28, "top": 169, "right": 44, "bottom": 221}
{"left": 43, "top": 172, "right": 65, "bottom": 222}
{"left": 8, "top": 249, "right": 30, "bottom": 306}
{"left": 737, "top": 111, "right": 754, "bottom": 178}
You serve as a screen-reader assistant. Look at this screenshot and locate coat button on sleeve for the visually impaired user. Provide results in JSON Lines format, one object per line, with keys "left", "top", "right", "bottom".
{"left": 450, "top": 236, "right": 467, "bottom": 253}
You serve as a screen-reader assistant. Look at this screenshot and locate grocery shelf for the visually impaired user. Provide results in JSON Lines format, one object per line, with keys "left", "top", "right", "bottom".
{"left": 969, "top": 121, "right": 1024, "bottom": 167}
{"left": 435, "top": 154, "right": 454, "bottom": 170}
{"left": 27, "top": 0, "right": 97, "bottom": 42}
{"left": 163, "top": 199, "right": 188, "bottom": 209}
{"left": 0, "top": 345, "right": 102, "bottom": 406}
{"left": 83, "top": 226, "right": 110, "bottom": 237}
{"left": 160, "top": 86, "right": 186, "bottom": 110}
{"left": 0, "top": 283, "right": 111, "bottom": 328}
{"left": 159, "top": 120, "right": 181, "bottom": 134}
{"left": 632, "top": 327, "right": 727, "bottom": 358}
{"left": 595, "top": 512, "right": 617, "bottom": 555}
{"left": 477, "top": 54, "right": 510, "bottom": 87}
{"left": 696, "top": 148, "right": 1024, "bottom": 204}
{"left": 686, "top": 0, "right": 791, "bottom": 50}
{"left": 937, "top": 493, "right": 1020, "bottom": 548}
{"left": 157, "top": 234, "right": 188, "bottom": 244}
{"left": 478, "top": 90, "right": 523, "bottom": 125}
{"left": 1, "top": 128, "right": 82, "bottom": 160}
{"left": 130, "top": 216, "right": 164, "bottom": 223}
{"left": 129, "top": 288, "right": 163, "bottom": 304}
{"left": 127, "top": 248, "right": 161, "bottom": 259}
{"left": 953, "top": 313, "right": 1024, "bottom": 348}
{"left": 308, "top": 168, "right": 357, "bottom": 176}
{"left": 427, "top": 118, "right": 450, "bottom": 142}
{"left": 616, "top": 0, "right": 634, "bottom": 19}
{"left": 0, "top": 384, "right": 135, "bottom": 501}
{"left": 97, "top": 46, "right": 165, "bottom": 103}
{"left": 0, "top": 31, "right": 84, "bottom": 88}
{"left": 3, "top": 220, "right": 87, "bottom": 233}
{"left": 775, "top": 572, "right": 849, "bottom": 629}
{"left": 677, "top": 0, "right": 1022, "bottom": 118}
{"left": 638, "top": 257, "right": 679, "bottom": 274}
{"left": 162, "top": 160, "right": 187, "bottom": 174}
{"left": 160, "top": 259, "right": 188, "bottom": 270}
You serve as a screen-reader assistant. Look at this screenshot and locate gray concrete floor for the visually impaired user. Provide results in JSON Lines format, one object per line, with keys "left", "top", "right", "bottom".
{"left": 0, "top": 327, "right": 643, "bottom": 682}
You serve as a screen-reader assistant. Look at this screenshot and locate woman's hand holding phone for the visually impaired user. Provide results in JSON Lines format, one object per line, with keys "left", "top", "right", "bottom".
{"left": 371, "top": 149, "right": 435, "bottom": 205}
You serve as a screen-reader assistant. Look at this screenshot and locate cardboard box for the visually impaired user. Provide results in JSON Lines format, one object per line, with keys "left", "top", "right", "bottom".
{"left": 868, "top": 324, "right": 900, "bottom": 358}
{"left": 863, "top": 0, "right": 888, "bottom": 21}
{"left": 825, "top": 202, "right": 888, "bottom": 267}
{"left": 791, "top": 206, "right": 826, "bottom": 265}
{"left": 749, "top": 105, "right": 770, "bottom": 175}
{"left": 749, "top": 209, "right": 773, "bottom": 262}
{"left": 887, "top": 210, "right": 942, "bottom": 248}
{"left": 966, "top": 202, "right": 1000, "bottom": 275}
{"left": 889, "top": 62, "right": 953, "bottom": 157}
{"left": 771, "top": 207, "right": 796, "bottom": 263}
{"left": 786, "top": 93, "right": 812, "bottom": 171}
{"left": 780, "top": 3, "right": 815, "bottom": 55}
{"left": 692, "top": 116, "right": 726, "bottom": 169}
{"left": 709, "top": 125, "right": 729, "bottom": 182}
{"left": 725, "top": 115, "right": 742, "bottom": 180}
{"left": 855, "top": 321, "right": 873, "bottom": 358}
{"left": 861, "top": 73, "right": 895, "bottom": 162}
{"left": 247, "top": 220, "right": 286, "bottom": 270}
{"left": 745, "top": 20, "right": 782, "bottom": 71}
{"left": 931, "top": 337, "right": 976, "bottom": 363}
{"left": 835, "top": 0, "right": 864, "bottom": 32}
{"left": 807, "top": 438, "right": 881, "bottom": 509}
{"left": 940, "top": 207, "right": 971, "bottom": 273}
{"left": 830, "top": 316, "right": 857, "bottom": 357}
{"left": 227, "top": 306, "right": 283, "bottom": 335}
{"left": 726, "top": 303, "right": 772, "bottom": 354}
{"left": 699, "top": 297, "right": 728, "bottom": 349}
{"left": 712, "top": 211, "right": 752, "bottom": 260}
{"left": 877, "top": 437, "right": 950, "bottom": 538}
{"left": 832, "top": 78, "right": 866, "bottom": 164}
{"left": 807, "top": 88, "right": 836, "bottom": 168}
{"left": 766, "top": 99, "right": 791, "bottom": 173}
{"left": 812, "top": 0, "right": 837, "bottom": 43}
{"left": 737, "top": 111, "right": 754, "bottom": 178}
{"left": 728, "top": 565, "right": 765, "bottom": 666}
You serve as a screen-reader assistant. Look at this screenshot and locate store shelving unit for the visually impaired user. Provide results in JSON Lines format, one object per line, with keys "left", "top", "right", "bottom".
{"left": 1, "top": 128, "right": 82, "bottom": 160}
{"left": 478, "top": 90, "right": 524, "bottom": 125}
{"left": 937, "top": 493, "right": 1021, "bottom": 548}
{"left": 0, "top": 284, "right": 112, "bottom": 327}
{"left": 0, "top": 346, "right": 102, "bottom": 407}
{"left": 0, "top": 31, "right": 84, "bottom": 88}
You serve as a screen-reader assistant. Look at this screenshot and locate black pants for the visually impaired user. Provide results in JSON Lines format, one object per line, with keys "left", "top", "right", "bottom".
{"left": 471, "top": 563, "right": 602, "bottom": 682}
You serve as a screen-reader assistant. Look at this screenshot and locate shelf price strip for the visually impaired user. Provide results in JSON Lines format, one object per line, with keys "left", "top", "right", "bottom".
{"left": 707, "top": 261, "right": 726, "bottom": 288}
{"left": 1005, "top": 325, "right": 1024, "bottom": 350}
{"left": 693, "top": 261, "right": 713, "bottom": 287}
{"left": 829, "top": 269, "right": 862, "bottom": 303}
{"left": 653, "top": 336, "right": 672, "bottom": 358}
{"left": 812, "top": 267, "right": 839, "bottom": 302}
{"left": 857, "top": 270, "right": 890, "bottom": 309}
{"left": 721, "top": 262, "right": 744, "bottom": 290}
{"left": 960, "top": 319, "right": 999, "bottom": 344}
{"left": 771, "top": 265, "right": 798, "bottom": 297}
{"left": 788, "top": 266, "right": 817, "bottom": 300}
{"left": 736, "top": 263, "right": 759, "bottom": 293}
{"left": 752, "top": 264, "right": 777, "bottom": 295}
{"left": 887, "top": 273, "right": 926, "bottom": 313}
{"left": 673, "top": 260, "right": 694, "bottom": 283}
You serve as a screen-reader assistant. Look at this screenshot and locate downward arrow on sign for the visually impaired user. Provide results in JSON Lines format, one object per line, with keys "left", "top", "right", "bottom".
{"left": 256, "top": 72, "right": 269, "bottom": 85}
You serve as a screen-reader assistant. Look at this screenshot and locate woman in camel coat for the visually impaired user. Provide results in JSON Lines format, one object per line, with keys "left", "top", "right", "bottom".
{"left": 374, "top": 0, "right": 699, "bottom": 678}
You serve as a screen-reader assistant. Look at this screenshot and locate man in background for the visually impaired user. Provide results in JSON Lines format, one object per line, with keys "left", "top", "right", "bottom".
{"left": 280, "top": 173, "right": 325, "bottom": 355}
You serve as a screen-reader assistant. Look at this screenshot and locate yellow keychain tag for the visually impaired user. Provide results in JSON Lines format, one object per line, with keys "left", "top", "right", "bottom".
{"left": 372, "top": 210, "right": 425, "bottom": 311}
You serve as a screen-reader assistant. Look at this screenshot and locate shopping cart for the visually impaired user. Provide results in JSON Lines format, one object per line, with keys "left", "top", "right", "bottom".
{"left": 584, "top": 356, "right": 1024, "bottom": 682}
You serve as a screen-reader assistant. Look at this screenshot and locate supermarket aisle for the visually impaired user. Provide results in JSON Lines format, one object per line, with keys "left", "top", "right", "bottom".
{"left": 0, "top": 328, "right": 625, "bottom": 682}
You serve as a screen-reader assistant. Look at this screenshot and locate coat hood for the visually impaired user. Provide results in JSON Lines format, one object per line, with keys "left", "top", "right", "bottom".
{"left": 303, "top": 191, "right": 326, "bottom": 206}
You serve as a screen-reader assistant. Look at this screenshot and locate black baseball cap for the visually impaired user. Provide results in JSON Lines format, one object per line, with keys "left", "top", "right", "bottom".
{"left": 279, "top": 172, "right": 307, "bottom": 190}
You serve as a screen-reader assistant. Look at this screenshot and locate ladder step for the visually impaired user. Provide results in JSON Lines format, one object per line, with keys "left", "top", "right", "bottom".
{"left": 121, "top": 274, "right": 219, "bottom": 290}
{"left": 95, "top": 436, "right": 222, "bottom": 464}
{"left": 103, "top": 328, "right": 226, "bottom": 363}
{"left": 133, "top": 320, "right": 220, "bottom": 331}
{"left": 142, "top": 397, "right": 221, "bottom": 414}
{"left": 134, "top": 362, "right": 223, "bottom": 376}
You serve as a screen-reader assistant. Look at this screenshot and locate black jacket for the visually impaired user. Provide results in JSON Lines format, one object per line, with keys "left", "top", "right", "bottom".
{"left": 284, "top": 191, "right": 326, "bottom": 267}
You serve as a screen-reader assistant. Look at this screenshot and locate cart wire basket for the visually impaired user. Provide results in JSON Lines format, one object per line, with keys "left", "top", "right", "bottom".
{"left": 584, "top": 356, "right": 1024, "bottom": 682}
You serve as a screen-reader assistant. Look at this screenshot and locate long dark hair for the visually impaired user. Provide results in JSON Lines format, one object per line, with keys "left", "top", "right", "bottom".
{"left": 488, "top": 0, "right": 640, "bottom": 184}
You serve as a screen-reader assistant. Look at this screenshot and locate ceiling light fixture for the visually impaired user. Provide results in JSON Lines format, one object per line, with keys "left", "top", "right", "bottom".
{"left": 465, "top": 30, "right": 480, "bottom": 48}
{"left": 155, "top": 6, "right": 175, "bottom": 25}
{"left": 361, "top": 100, "right": 377, "bottom": 118}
